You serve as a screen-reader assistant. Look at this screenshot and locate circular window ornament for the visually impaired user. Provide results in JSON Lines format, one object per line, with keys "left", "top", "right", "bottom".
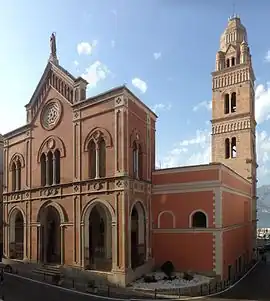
{"left": 41, "top": 100, "right": 62, "bottom": 130}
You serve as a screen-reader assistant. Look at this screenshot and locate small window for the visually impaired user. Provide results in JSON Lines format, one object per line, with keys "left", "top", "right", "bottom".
{"left": 192, "top": 211, "right": 207, "bottom": 228}
{"left": 231, "top": 57, "right": 235, "bottom": 66}
{"left": 226, "top": 59, "right": 230, "bottom": 68}
{"left": 224, "top": 94, "right": 230, "bottom": 114}
{"left": 225, "top": 138, "right": 230, "bottom": 159}
{"left": 231, "top": 137, "right": 237, "bottom": 158}
{"left": 231, "top": 92, "right": 236, "bottom": 113}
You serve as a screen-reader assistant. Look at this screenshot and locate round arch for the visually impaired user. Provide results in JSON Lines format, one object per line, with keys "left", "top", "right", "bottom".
{"left": 8, "top": 206, "right": 26, "bottom": 225}
{"left": 189, "top": 209, "right": 209, "bottom": 228}
{"left": 8, "top": 206, "right": 26, "bottom": 260}
{"left": 9, "top": 153, "right": 25, "bottom": 171}
{"left": 83, "top": 127, "right": 113, "bottom": 152}
{"left": 129, "top": 200, "right": 147, "bottom": 218}
{"left": 129, "top": 200, "right": 147, "bottom": 269}
{"left": 81, "top": 198, "right": 115, "bottom": 224}
{"left": 36, "top": 200, "right": 68, "bottom": 224}
{"left": 157, "top": 210, "right": 176, "bottom": 229}
{"left": 81, "top": 199, "right": 115, "bottom": 271}
{"left": 37, "top": 135, "right": 66, "bottom": 163}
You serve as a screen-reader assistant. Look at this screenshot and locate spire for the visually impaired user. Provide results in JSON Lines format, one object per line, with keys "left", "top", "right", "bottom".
{"left": 49, "top": 32, "right": 59, "bottom": 65}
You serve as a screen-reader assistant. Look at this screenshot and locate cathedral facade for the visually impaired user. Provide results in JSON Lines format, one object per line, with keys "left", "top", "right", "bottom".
{"left": 2, "top": 17, "right": 257, "bottom": 286}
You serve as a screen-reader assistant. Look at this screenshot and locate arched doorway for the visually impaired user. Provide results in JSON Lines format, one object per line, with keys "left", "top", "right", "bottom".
{"left": 130, "top": 202, "right": 146, "bottom": 269}
{"left": 84, "top": 202, "right": 112, "bottom": 271}
{"left": 9, "top": 209, "right": 24, "bottom": 260}
{"left": 39, "top": 206, "right": 61, "bottom": 264}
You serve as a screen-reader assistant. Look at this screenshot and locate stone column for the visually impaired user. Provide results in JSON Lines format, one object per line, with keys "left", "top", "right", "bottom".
{"left": 23, "top": 222, "right": 27, "bottom": 260}
{"left": 15, "top": 166, "right": 20, "bottom": 190}
{"left": 45, "top": 156, "right": 50, "bottom": 185}
{"left": 52, "top": 153, "right": 56, "bottom": 184}
{"left": 81, "top": 224, "right": 85, "bottom": 267}
{"left": 60, "top": 225, "right": 65, "bottom": 265}
{"left": 136, "top": 147, "right": 139, "bottom": 179}
{"left": 95, "top": 145, "right": 100, "bottom": 179}
{"left": 37, "top": 225, "right": 41, "bottom": 263}
{"left": 111, "top": 221, "right": 117, "bottom": 270}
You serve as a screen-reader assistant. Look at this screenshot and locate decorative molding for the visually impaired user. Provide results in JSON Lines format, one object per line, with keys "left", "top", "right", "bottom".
{"left": 37, "top": 135, "right": 66, "bottom": 162}
{"left": 83, "top": 127, "right": 113, "bottom": 151}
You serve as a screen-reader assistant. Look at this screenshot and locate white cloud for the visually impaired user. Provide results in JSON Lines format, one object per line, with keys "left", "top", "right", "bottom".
{"left": 77, "top": 40, "right": 98, "bottom": 55}
{"left": 153, "top": 52, "right": 161, "bottom": 60}
{"left": 255, "top": 82, "right": 270, "bottom": 124}
{"left": 111, "top": 40, "right": 116, "bottom": 48}
{"left": 151, "top": 103, "right": 172, "bottom": 114}
{"left": 131, "top": 78, "right": 147, "bottom": 94}
{"left": 73, "top": 60, "right": 79, "bottom": 66}
{"left": 81, "top": 61, "right": 110, "bottom": 88}
{"left": 265, "top": 50, "right": 270, "bottom": 63}
{"left": 193, "top": 101, "right": 212, "bottom": 112}
{"left": 158, "top": 125, "right": 270, "bottom": 184}
{"left": 159, "top": 129, "right": 211, "bottom": 169}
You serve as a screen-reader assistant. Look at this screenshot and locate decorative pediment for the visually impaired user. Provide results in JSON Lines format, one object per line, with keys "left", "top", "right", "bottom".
{"left": 25, "top": 33, "right": 88, "bottom": 126}
{"left": 225, "top": 44, "right": 236, "bottom": 55}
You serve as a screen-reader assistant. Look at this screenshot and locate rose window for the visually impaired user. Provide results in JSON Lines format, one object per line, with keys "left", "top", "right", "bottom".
{"left": 42, "top": 101, "right": 61, "bottom": 130}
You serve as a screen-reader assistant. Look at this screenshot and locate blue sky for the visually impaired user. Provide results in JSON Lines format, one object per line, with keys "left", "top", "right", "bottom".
{"left": 1, "top": 0, "right": 270, "bottom": 185}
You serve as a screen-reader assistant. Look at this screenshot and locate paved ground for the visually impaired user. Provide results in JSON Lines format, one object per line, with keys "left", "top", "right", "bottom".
{"left": 212, "top": 260, "right": 270, "bottom": 300}
{"left": 0, "top": 259, "right": 268, "bottom": 301}
{"left": 1, "top": 274, "right": 106, "bottom": 301}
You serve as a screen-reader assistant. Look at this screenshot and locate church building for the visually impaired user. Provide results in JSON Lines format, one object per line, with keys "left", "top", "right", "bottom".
{"left": 2, "top": 16, "right": 257, "bottom": 286}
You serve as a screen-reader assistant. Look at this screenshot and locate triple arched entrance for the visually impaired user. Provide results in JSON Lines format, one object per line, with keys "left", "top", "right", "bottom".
{"left": 8, "top": 200, "right": 148, "bottom": 269}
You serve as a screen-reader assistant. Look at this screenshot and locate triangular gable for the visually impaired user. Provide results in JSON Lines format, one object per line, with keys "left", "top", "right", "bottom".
{"left": 25, "top": 61, "right": 89, "bottom": 125}
{"left": 25, "top": 62, "right": 78, "bottom": 108}
{"left": 225, "top": 44, "right": 236, "bottom": 55}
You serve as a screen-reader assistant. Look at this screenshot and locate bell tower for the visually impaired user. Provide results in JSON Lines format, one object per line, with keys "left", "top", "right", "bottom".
{"left": 211, "top": 15, "right": 257, "bottom": 240}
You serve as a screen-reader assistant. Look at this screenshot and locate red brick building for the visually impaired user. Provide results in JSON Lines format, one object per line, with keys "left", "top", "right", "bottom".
{"left": 2, "top": 16, "right": 256, "bottom": 286}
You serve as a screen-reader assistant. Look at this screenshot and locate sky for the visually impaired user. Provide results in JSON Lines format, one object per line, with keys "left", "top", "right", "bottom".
{"left": 0, "top": 0, "right": 270, "bottom": 185}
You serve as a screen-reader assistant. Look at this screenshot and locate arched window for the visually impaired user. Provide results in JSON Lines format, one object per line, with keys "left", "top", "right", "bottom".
{"left": 88, "top": 140, "right": 96, "bottom": 179}
{"left": 10, "top": 158, "right": 22, "bottom": 191}
{"left": 99, "top": 138, "right": 106, "bottom": 178}
{"left": 133, "top": 142, "right": 138, "bottom": 178}
{"left": 226, "top": 59, "right": 230, "bottom": 68}
{"left": 47, "top": 151, "right": 53, "bottom": 185}
{"left": 11, "top": 162, "right": 16, "bottom": 191}
{"left": 231, "top": 137, "right": 237, "bottom": 158}
{"left": 224, "top": 93, "right": 230, "bottom": 114}
{"left": 54, "top": 149, "right": 61, "bottom": 184}
{"left": 40, "top": 153, "right": 46, "bottom": 186}
{"left": 225, "top": 138, "right": 230, "bottom": 159}
{"left": 17, "top": 160, "right": 21, "bottom": 191}
{"left": 192, "top": 211, "right": 207, "bottom": 228}
{"left": 84, "top": 129, "right": 111, "bottom": 180}
{"left": 138, "top": 144, "right": 143, "bottom": 180}
{"left": 231, "top": 92, "right": 236, "bottom": 113}
{"left": 231, "top": 57, "right": 235, "bottom": 66}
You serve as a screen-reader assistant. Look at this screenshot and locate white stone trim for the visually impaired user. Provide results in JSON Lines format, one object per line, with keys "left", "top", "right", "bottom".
{"left": 157, "top": 211, "right": 176, "bottom": 228}
{"left": 221, "top": 185, "right": 251, "bottom": 198}
{"left": 214, "top": 187, "right": 222, "bottom": 227}
{"left": 213, "top": 231, "right": 223, "bottom": 278}
{"left": 153, "top": 163, "right": 220, "bottom": 175}
{"left": 153, "top": 180, "right": 220, "bottom": 192}
{"left": 188, "top": 209, "right": 208, "bottom": 228}
{"left": 153, "top": 222, "right": 249, "bottom": 233}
